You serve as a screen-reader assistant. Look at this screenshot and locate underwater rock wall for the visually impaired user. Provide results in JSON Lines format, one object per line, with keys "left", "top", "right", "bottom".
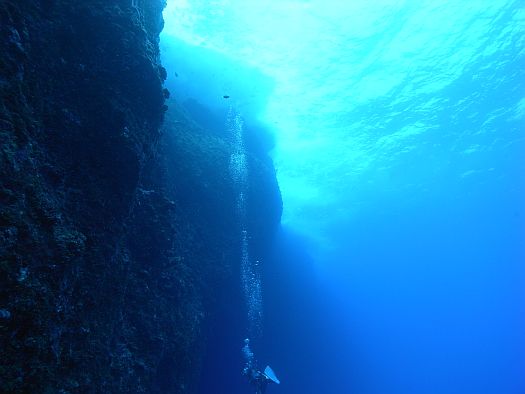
{"left": 0, "top": 1, "right": 281, "bottom": 393}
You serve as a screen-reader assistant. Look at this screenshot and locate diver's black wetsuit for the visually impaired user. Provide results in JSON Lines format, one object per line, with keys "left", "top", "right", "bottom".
{"left": 242, "top": 338, "right": 277, "bottom": 393}
{"left": 247, "top": 369, "right": 269, "bottom": 394}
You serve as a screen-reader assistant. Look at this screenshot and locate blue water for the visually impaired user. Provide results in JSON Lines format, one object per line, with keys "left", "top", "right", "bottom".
{"left": 161, "top": 1, "right": 525, "bottom": 393}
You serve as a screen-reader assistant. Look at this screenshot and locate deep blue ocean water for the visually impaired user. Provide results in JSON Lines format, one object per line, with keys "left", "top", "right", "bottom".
{"left": 161, "top": 1, "right": 524, "bottom": 393}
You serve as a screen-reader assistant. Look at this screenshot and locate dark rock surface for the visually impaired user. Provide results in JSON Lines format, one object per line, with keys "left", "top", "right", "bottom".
{"left": 0, "top": 1, "right": 282, "bottom": 393}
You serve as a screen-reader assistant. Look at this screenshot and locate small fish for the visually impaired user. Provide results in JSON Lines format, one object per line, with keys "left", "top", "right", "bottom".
{"left": 223, "top": 95, "right": 230, "bottom": 99}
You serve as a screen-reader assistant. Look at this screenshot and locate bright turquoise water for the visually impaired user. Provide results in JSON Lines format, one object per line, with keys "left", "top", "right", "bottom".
{"left": 161, "top": 1, "right": 524, "bottom": 393}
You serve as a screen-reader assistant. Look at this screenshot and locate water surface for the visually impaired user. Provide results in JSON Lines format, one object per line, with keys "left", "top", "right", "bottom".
{"left": 161, "top": 1, "right": 525, "bottom": 393}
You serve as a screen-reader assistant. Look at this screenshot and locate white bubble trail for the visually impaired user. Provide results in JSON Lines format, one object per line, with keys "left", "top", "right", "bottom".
{"left": 228, "top": 106, "right": 262, "bottom": 337}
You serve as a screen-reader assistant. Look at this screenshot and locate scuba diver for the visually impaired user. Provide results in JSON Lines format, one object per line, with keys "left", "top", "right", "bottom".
{"left": 242, "top": 338, "right": 280, "bottom": 394}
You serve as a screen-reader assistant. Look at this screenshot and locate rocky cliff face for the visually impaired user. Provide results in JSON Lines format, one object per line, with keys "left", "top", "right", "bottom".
{"left": 0, "top": 1, "right": 281, "bottom": 393}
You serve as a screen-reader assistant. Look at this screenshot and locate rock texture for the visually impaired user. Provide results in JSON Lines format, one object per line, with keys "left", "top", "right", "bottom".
{"left": 0, "top": 1, "right": 281, "bottom": 393}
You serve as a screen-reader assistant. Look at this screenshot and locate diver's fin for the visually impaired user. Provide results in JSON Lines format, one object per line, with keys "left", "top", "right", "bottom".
{"left": 263, "top": 365, "right": 280, "bottom": 384}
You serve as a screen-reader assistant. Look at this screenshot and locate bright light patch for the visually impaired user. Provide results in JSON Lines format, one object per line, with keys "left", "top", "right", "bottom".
{"left": 161, "top": 0, "right": 524, "bottom": 249}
